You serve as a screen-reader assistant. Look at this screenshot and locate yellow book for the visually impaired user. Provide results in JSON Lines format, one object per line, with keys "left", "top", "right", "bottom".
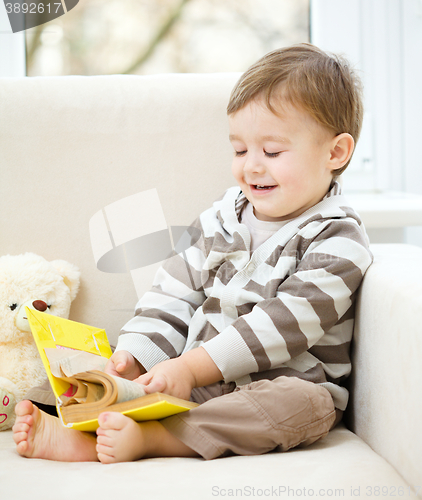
{"left": 26, "top": 308, "right": 198, "bottom": 432}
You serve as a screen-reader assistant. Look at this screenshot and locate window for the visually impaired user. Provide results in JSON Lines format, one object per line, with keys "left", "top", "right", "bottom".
{"left": 311, "top": 0, "right": 380, "bottom": 192}
{"left": 311, "top": 0, "right": 422, "bottom": 195}
{"left": 311, "top": 0, "right": 422, "bottom": 246}
{"left": 24, "top": 0, "right": 309, "bottom": 76}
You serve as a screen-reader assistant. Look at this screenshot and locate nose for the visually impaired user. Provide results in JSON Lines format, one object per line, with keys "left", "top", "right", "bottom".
{"left": 244, "top": 152, "right": 265, "bottom": 174}
{"left": 33, "top": 300, "right": 48, "bottom": 312}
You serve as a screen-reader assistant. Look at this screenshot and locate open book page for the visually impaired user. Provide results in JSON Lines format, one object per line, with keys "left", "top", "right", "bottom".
{"left": 44, "top": 348, "right": 146, "bottom": 405}
{"left": 60, "top": 374, "right": 147, "bottom": 409}
{"left": 110, "top": 375, "right": 147, "bottom": 404}
{"left": 66, "top": 380, "right": 88, "bottom": 403}
{"left": 84, "top": 382, "right": 106, "bottom": 404}
{"left": 45, "top": 348, "right": 108, "bottom": 378}
{"left": 60, "top": 379, "right": 106, "bottom": 407}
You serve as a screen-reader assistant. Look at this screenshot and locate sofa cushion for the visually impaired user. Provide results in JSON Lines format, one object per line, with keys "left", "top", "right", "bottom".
{"left": 0, "top": 425, "right": 412, "bottom": 500}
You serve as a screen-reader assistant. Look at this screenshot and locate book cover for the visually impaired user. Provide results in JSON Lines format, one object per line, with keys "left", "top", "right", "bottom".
{"left": 26, "top": 308, "right": 197, "bottom": 431}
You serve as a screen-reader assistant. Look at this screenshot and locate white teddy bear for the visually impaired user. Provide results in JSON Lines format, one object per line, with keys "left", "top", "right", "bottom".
{"left": 0, "top": 253, "right": 80, "bottom": 430}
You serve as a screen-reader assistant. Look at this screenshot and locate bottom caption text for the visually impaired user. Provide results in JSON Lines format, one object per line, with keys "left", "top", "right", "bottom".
{"left": 211, "top": 485, "right": 421, "bottom": 497}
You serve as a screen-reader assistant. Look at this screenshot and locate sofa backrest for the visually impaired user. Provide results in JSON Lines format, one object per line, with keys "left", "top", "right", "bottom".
{"left": 0, "top": 73, "right": 240, "bottom": 343}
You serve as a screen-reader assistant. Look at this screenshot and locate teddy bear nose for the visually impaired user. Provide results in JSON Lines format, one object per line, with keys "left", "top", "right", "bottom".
{"left": 32, "top": 300, "right": 48, "bottom": 312}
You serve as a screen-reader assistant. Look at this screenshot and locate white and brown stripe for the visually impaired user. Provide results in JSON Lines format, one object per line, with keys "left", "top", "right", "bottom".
{"left": 117, "top": 182, "right": 373, "bottom": 410}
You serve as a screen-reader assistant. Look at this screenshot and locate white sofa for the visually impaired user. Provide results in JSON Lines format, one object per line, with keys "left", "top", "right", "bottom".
{"left": 0, "top": 74, "right": 421, "bottom": 500}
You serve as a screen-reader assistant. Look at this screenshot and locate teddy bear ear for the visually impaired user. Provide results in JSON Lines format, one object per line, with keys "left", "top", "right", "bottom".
{"left": 50, "top": 260, "right": 81, "bottom": 302}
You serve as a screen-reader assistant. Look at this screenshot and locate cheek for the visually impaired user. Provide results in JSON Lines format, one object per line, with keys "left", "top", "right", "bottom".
{"left": 275, "top": 169, "right": 314, "bottom": 198}
{"left": 272, "top": 163, "right": 301, "bottom": 188}
{"left": 231, "top": 160, "right": 243, "bottom": 181}
{"left": 274, "top": 155, "right": 313, "bottom": 187}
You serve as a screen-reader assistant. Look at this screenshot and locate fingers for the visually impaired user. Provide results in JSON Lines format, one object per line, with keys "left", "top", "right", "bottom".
{"left": 105, "top": 351, "right": 146, "bottom": 380}
{"left": 104, "top": 351, "right": 129, "bottom": 375}
{"left": 143, "top": 375, "right": 167, "bottom": 394}
{"left": 104, "top": 356, "right": 121, "bottom": 377}
{"left": 133, "top": 371, "right": 167, "bottom": 394}
{"left": 133, "top": 372, "right": 156, "bottom": 394}
{"left": 133, "top": 372, "right": 152, "bottom": 385}
{"left": 105, "top": 351, "right": 135, "bottom": 378}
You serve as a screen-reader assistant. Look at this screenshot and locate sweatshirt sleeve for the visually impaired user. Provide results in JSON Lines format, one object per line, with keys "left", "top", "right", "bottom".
{"left": 202, "top": 220, "right": 373, "bottom": 383}
{"left": 115, "top": 218, "right": 208, "bottom": 371}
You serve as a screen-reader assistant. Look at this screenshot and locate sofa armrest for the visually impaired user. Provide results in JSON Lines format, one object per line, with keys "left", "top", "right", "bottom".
{"left": 349, "top": 243, "right": 422, "bottom": 491}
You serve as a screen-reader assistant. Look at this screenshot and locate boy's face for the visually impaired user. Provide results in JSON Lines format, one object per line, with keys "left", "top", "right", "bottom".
{"left": 228, "top": 99, "right": 336, "bottom": 222}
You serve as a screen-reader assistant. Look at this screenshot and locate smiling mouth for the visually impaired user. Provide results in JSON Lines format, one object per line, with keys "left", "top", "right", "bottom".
{"left": 251, "top": 185, "right": 277, "bottom": 191}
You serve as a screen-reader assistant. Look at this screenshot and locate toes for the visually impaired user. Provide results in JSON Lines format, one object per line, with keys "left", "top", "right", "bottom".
{"left": 96, "top": 434, "right": 113, "bottom": 447}
{"left": 12, "top": 412, "right": 33, "bottom": 439}
{"left": 12, "top": 421, "right": 30, "bottom": 434}
{"left": 96, "top": 443, "right": 115, "bottom": 464}
{"left": 16, "top": 440, "right": 29, "bottom": 455}
{"left": 97, "top": 451, "right": 115, "bottom": 464}
{"left": 98, "top": 412, "right": 129, "bottom": 431}
{"left": 13, "top": 430, "right": 28, "bottom": 445}
{"left": 15, "top": 400, "right": 34, "bottom": 417}
{"left": 12, "top": 418, "right": 31, "bottom": 447}
{"left": 96, "top": 413, "right": 144, "bottom": 463}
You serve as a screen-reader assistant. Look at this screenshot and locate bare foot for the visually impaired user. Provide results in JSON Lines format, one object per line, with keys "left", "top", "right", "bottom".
{"left": 96, "top": 412, "right": 150, "bottom": 464}
{"left": 13, "top": 400, "right": 98, "bottom": 461}
{"left": 96, "top": 412, "right": 199, "bottom": 464}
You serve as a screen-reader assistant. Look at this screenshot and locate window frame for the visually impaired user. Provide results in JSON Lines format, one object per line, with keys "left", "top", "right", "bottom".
{"left": 0, "top": 2, "right": 26, "bottom": 77}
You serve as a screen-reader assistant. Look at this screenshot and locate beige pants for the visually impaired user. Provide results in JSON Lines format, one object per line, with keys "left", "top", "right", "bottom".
{"left": 160, "top": 376, "right": 338, "bottom": 460}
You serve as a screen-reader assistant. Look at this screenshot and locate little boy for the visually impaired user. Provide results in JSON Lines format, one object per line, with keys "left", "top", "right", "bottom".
{"left": 13, "top": 43, "right": 372, "bottom": 463}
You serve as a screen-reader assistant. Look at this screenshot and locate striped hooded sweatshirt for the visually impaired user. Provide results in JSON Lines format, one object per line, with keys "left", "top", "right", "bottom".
{"left": 116, "top": 182, "right": 373, "bottom": 410}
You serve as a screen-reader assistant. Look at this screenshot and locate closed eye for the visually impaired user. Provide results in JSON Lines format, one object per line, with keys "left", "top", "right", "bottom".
{"left": 235, "top": 150, "right": 283, "bottom": 157}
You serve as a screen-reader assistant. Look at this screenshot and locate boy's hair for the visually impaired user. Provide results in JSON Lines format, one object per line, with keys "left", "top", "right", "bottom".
{"left": 227, "top": 43, "right": 364, "bottom": 175}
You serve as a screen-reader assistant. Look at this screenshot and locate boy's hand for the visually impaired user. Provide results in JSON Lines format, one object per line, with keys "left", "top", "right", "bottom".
{"left": 134, "top": 357, "right": 196, "bottom": 401}
{"left": 104, "top": 350, "right": 145, "bottom": 380}
{"left": 134, "top": 347, "right": 223, "bottom": 400}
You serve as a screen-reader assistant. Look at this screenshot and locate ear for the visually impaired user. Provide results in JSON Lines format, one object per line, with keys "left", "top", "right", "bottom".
{"left": 329, "top": 133, "right": 355, "bottom": 173}
{"left": 50, "top": 260, "right": 81, "bottom": 302}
